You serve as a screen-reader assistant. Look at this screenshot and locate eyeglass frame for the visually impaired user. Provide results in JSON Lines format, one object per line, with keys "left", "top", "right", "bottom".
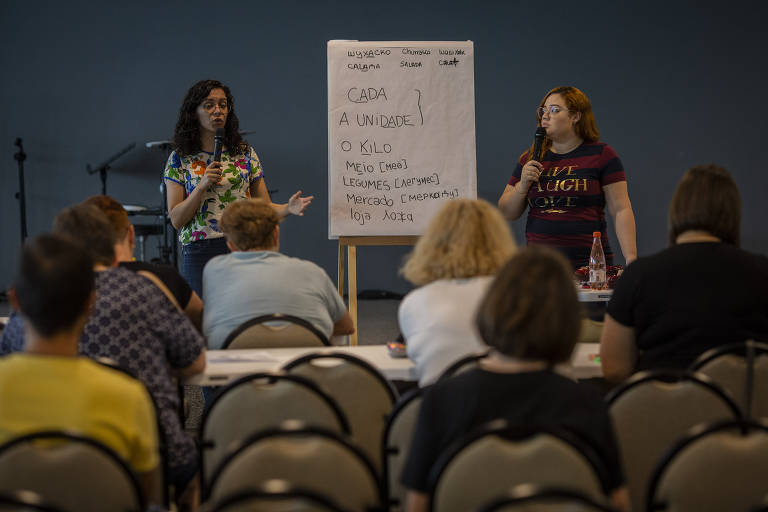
{"left": 200, "top": 100, "right": 230, "bottom": 113}
{"left": 536, "top": 105, "right": 573, "bottom": 118}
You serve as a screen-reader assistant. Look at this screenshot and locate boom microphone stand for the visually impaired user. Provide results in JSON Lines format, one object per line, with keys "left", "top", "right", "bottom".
{"left": 86, "top": 142, "right": 136, "bottom": 195}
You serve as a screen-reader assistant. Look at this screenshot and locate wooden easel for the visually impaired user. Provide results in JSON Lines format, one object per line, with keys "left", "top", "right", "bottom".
{"left": 337, "top": 236, "right": 419, "bottom": 345}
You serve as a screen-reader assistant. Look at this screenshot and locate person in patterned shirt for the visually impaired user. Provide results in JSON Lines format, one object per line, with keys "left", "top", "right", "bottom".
{"left": 0, "top": 204, "right": 206, "bottom": 511}
{"left": 498, "top": 86, "right": 637, "bottom": 269}
{"left": 164, "top": 79, "right": 313, "bottom": 296}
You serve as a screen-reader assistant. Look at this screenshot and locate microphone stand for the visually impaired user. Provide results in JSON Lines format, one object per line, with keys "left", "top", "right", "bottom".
{"left": 14, "top": 138, "right": 27, "bottom": 243}
{"left": 86, "top": 142, "right": 136, "bottom": 195}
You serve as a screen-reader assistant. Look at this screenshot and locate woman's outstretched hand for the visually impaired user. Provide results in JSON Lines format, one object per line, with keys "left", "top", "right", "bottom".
{"left": 287, "top": 190, "right": 314, "bottom": 216}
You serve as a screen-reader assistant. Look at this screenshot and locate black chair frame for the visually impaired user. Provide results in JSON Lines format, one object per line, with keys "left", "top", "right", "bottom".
{"left": 0, "top": 490, "right": 66, "bottom": 512}
{"left": 203, "top": 484, "right": 352, "bottom": 512}
{"left": 0, "top": 430, "right": 146, "bottom": 512}
{"left": 381, "top": 386, "right": 424, "bottom": 509}
{"left": 282, "top": 351, "right": 399, "bottom": 403}
{"left": 477, "top": 483, "right": 619, "bottom": 512}
{"left": 205, "top": 424, "right": 384, "bottom": 508}
{"left": 605, "top": 369, "right": 743, "bottom": 419}
{"left": 199, "top": 372, "right": 351, "bottom": 493}
{"left": 690, "top": 340, "right": 768, "bottom": 419}
{"left": 645, "top": 418, "right": 768, "bottom": 512}
{"left": 426, "top": 420, "right": 613, "bottom": 512}
{"left": 436, "top": 351, "right": 490, "bottom": 383}
{"left": 222, "top": 313, "right": 331, "bottom": 349}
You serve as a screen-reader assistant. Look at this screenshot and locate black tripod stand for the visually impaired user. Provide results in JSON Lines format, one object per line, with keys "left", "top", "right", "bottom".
{"left": 14, "top": 138, "right": 27, "bottom": 244}
{"left": 86, "top": 142, "right": 136, "bottom": 195}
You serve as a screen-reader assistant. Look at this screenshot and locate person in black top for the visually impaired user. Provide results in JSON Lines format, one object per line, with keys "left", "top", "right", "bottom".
{"left": 401, "top": 246, "right": 629, "bottom": 512}
{"left": 82, "top": 195, "right": 203, "bottom": 330}
{"left": 601, "top": 164, "right": 768, "bottom": 383}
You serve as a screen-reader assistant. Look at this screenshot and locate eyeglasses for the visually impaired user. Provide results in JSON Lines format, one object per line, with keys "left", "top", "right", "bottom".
{"left": 537, "top": 105, "right": 571, "bottom": 118}
{"left": 200, "top": 100, "right": 229, "bottom": 113}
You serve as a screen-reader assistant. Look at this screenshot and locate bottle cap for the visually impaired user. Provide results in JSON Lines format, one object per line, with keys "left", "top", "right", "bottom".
{"left": 593, "top": 231, "right": 601, "bottom": 237}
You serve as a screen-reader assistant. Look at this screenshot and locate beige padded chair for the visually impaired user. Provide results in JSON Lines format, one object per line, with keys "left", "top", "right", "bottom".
{"left": 647, "top": 419, "right": 768, "bottom": 512}
{"left": 429, "top": 422, "right": 609, "bottom": 512}
{"left": 477, "top": 484, "right": 619, "bottom": 512}
{"left": 200, "top": 373, "right": 349, "bottom": 488}
{"left": 690, "top": 340, "right": 768, "bottom": 420}
{"left": 222, "top": 314, "right": 330, "bottom": 349}
{"left": 207, "top": 426, "right": 381, "bottom": 512}
{"left": 0, "top": 431, "right": 144, "bottom": 512}
{"left": 282, "top": 352, "right": 398, "bottom": 474}
{"left": 382, "top": 388, "right": 424, "bottom": 511}
{"left": 202, "top": 479, "right": 351, "bottom": 512}
{"left": 607, "top": 370, "right": 742, "bottom": 512}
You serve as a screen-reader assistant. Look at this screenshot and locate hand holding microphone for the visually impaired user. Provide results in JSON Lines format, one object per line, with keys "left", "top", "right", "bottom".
{"left": 519, "top": 127, "right": 547, "bottom": 192}
{"left": 202, "top": 128, "right": 226, "bottom": 188}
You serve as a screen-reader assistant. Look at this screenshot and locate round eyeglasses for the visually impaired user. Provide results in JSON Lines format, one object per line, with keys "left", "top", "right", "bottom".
{"left": 537, "top": 105, "right": 572, "bottom": 118}
{"left": 201, "top": 100, "right": 229, "bottom": 113}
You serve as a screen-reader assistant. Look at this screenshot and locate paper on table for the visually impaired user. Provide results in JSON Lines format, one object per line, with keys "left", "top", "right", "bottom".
{"left": 209, "top": 351, "right": 279, "bottom": 363}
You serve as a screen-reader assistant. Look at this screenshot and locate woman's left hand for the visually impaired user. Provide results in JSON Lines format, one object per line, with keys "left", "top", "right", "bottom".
{"left": 287, "top": 190, "right": 314, "bottom": 216}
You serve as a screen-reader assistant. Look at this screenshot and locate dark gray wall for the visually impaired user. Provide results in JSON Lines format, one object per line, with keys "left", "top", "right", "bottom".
{"left": 2, "top": 1, "right": 766, "bottom": 294}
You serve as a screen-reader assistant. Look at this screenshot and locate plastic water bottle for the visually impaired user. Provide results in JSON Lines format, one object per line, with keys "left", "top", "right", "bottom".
{"left": 589, "top": 231, "right": 607, "bottom": 290}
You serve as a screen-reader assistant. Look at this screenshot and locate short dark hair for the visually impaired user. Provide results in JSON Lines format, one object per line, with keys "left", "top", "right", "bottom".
{"left": 81, "top": 195, "right": 131, "bottom": 240}
{"left": 52, "top": 204, "right": 116, "bottom": 266}
{"left": 13, "top": 235, "right": 94, "bottom": 337}
{"left": 220, "top": 199, "right": 280, "bottom": 250}
{"left": 475, "top": 246, "right": 581, "bottom": 363}
{"left": 668, "top": 164, "right": 741, "bottom": 247}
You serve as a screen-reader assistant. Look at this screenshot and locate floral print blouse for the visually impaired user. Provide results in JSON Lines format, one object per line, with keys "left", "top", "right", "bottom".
{"left": 163, "top": 147, "right": 264, "bottom": 244}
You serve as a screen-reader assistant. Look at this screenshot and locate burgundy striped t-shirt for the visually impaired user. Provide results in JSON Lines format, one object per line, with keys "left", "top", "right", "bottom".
{"left": 508, "top": 142, "right": 626, "bottom": 268}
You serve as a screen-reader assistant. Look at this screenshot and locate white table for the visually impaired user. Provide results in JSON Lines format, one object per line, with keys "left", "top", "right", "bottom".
{"left": 186, "top": 343, "right": 603, "bottom": 387}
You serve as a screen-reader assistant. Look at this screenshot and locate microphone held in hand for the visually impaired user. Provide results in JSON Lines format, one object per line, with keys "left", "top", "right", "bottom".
{"left": 213, "top": 128, "right": 224, "bottom": 162}
{"left": 531, "top": 127, "right": 546, "bottom": 162}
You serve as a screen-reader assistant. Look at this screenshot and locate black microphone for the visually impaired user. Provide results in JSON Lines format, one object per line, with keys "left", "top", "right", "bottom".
{"left": 213, "top": 128, "right": 224, "bottom": 162}
{"left": 531, "top": 127, "right": 546, "bottom": 162}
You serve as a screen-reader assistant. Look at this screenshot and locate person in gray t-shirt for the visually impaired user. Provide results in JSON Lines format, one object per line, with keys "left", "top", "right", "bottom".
{"left": 202, "top": 199, "right": 354, "bottom": 349}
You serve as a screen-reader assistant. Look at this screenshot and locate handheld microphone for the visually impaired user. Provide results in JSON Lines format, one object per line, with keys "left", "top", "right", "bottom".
{"left": 213, "top": 128, "right": 224, "bottom": 162}
{"left": 532, "top": 127, "right": 546, "bottom": 162}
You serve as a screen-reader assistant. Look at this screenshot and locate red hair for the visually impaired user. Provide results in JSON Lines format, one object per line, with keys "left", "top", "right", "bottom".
{"left": 525, "top": 86, "right": 600, "bottom": 162}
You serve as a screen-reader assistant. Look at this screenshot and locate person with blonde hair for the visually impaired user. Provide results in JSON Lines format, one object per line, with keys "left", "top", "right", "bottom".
{"left": 398, "top": 199, "right": 516, "bottom": 386}
{"left": 202, "top": 199, "right": 354, "bottom": 349}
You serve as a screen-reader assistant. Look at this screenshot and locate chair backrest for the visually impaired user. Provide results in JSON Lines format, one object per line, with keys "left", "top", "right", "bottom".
{"left": 207, "top": 426, "right": 382, "bottom": 512}
{"left": 203, "top": 480, "right": 351, "bottom": 512}
{"left": 606, "top": 370, "right": 742, "bottom": 512}
{"left": 477, "top": 484, "right": 619, "bottom": 512}
{"left": 0, "top": 431, "right": 144, "bottom": 512}
{"left": 647, "top": 419, "right": 768, "bottom": 512}
{"left": 429, "top": 422, "right": 609, "bottom": 512}
{"left": 436, "top": 352, "right": 489, "bottom": 382}
{"left": 282, "top": 352, "right": 398, "bottom": 473}
{"left": 0, "top": 490, "right": 67, "bottom": 512}
{"left": 223, "top": 314, "right": 330, "bottom": 349}
{"left": 200, "top": 372, "right": 349, "bottom": 489}
{"left": 382, "top": 387, "right": 424, "bottom": 511}
{"left": 690, "top": 340, "right": 768, "bottom": 420}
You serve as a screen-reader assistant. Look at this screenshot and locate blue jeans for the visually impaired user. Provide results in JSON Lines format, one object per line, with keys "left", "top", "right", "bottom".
{"left": 180, "top": 237, "right": 229, "bottom": 297}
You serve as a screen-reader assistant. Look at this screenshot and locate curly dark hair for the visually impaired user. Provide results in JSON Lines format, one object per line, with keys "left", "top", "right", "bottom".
{"left": 172, "top": 79, "right": 247, "bottom": 157}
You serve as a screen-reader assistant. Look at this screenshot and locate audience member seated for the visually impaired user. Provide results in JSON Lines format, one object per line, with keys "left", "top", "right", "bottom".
{"left": 398, "top": 199, "right": 516, "bottom": 386}
{"left": 401, "top": 247, "right": 629, "bottom": 512}
{"left": 0, "top": 235, "right": 160, "bottom": 498}
{"left": 202, "top": 198, "right": 354, "bottom": 349}
{"left": 82, "top": 194, "right": 203, "bottom": 330}
{"left": 0, "top": 204, "right": 206, "bottom": 511}
{"left": 601, "top": 164, "right": 768, "bottom": 384}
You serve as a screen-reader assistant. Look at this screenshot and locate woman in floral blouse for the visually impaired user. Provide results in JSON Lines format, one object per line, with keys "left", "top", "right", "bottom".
{"left": 164, "top": 79, "right": 312, "bottom": 295}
